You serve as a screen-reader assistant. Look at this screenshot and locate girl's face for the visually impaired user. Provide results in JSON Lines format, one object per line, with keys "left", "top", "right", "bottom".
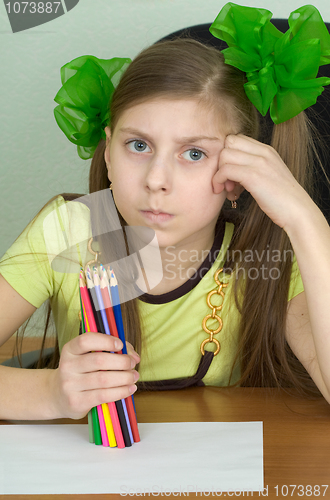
{"left": 105, "top": 98, "right": 228, "bottom": 252}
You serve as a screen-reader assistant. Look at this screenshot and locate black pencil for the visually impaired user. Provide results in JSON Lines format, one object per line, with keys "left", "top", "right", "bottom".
{"left": 85, "top": 265, "right": 132, "bottom": 447}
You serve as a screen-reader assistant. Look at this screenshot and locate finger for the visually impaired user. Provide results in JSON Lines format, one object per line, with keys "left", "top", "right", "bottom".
{"left": 87, "top": 368, "right": 139, "bottom": 391}
{"left": 213, "top": 146, "right": 258, "bottom": 194}
{"left": 225, "top": 182, "right": 245, "bottom": 195}
{"left": 58, "top": 362, "right": 139, "bottom": 402}
{"left": 220, "top": 146, "right": 262, "bottom": 167}
{"left": 77, "top": 368, "right": 140, "bottom": 392}
{"left": 67, "top": 384, "right": 138, "bottom": 418}
{"left": 86, "top": 384, "right": 138, "bottom": 410}
{"left": 64, "top": 331, "right": 123, "bottom": 356}
{"left": 225, "top": 134, "right": 276, "bottom": 157}
{"left": 224, "top": 180, "right": 236, "bottom": 193}
{"left": 75, "top": 351, "right": 137, "bottom": 374}
{"left": 213, "top": 162, "right": 247, "bottom": 194}
{"left": 126, "top": 341, "right": 140, "bottom": 363}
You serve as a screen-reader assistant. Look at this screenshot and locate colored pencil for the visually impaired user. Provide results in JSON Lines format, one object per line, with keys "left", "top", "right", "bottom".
{"left": 91, "top": 267, "right": 132, "bottom": 447}
{"left": 85, "top": 267, "right": 104, "bottom": 336}
{"left": 78, "top": 266, "right": 140, "bottom": 448}
{"left": 102, "top": 402, "right": 116, "bottom": 447}
{"left": 108, "top": 267, "right": 141, "bottom": 443}
{"left": 100, "top": 265, "right": 121, "bottom": 351}
{"left": 85, "top": 267, "right": 118, "bottom": 447}
{"left": 92, "top": 267, "right": 126, "bottom": 449}
{"left": 115, "top": 399, "right": 132, "bottom": 447}
{"left": 98, "top": 268, "right": 127, "bottom": 449}
{"left": 79, "top": 284, "right": 102, "bottom": 445}
{"left": 91, "top": 406, "right": 102, "bottom": 445}
{"left": 80, "top": 311, "right": 102, "bottom": 444}
{"left": 79, "top": 271, "right": 110, "bottom": 447}
{"left": 79, "top": 289, "right": 95, "bottom": 444}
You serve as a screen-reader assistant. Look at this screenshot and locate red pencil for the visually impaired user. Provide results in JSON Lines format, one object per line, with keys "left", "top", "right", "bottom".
{"left": 103, "top": 266, "right": 141, "bottom": 443}
{"left": 92, "top": 268, "right": 126, "bottom": 449}
{"left": 79, "top": 271, "right": 98, "bottom": 332}
{"left": 79, "top": 271, "right": 112, "bottom": 447}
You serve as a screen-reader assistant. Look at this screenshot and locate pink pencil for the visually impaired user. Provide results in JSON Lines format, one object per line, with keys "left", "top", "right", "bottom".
{"left": 79, "top": 271, "right": 109, "bottom": 447}
{"left": 93, "top": 269, "right": 125, "bottom": 448}
{"left": 105, "top": 267, "right": 140, "bottom": 443}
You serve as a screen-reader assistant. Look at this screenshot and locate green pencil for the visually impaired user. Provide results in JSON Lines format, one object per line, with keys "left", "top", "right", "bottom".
{"left": 79, "top": 287, "right": 97, "bottom": 444}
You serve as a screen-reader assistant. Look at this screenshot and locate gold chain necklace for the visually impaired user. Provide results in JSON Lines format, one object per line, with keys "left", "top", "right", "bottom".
{"left": 200, "top": 267, "right": 229, "bottom": 357}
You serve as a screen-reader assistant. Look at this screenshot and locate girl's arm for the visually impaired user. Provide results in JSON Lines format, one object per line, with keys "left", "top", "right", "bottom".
{"left": 0, "top": 275, "right": 139, "bottom": 420}
{"left": 284, "top": 202, "right": 330, "bottom": 403}
{"left": 213, "top": 134, "right": 330, "bottom": 402}
{"left": 0, "top": 274, "right": 58, "bottom": 419}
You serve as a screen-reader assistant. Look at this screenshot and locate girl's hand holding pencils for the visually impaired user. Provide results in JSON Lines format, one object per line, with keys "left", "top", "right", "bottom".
{"left": 50, "top": 332, "right": 139, "bottom": 420}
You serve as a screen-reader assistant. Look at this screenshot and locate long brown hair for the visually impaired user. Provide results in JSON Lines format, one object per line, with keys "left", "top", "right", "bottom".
{"left": 89, "top": 37, "right": 259, "bottom": 368}
{"left": 227, "top": 116, "right": 319, "bottom": 394}
{"left": 15, "top": 38, "right": 323, "bottom": 395}
{"left": 87, "top": 38, "right": 322, "bottom": 395}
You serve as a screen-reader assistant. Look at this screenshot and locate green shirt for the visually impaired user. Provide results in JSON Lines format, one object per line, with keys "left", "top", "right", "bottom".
{"left": 0, "top": 196, "right": 304, "bottom": 385}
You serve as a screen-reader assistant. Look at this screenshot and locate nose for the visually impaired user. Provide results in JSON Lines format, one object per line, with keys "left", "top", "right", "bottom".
{"left": 145, "top": 154, "right": 172, "bottom": 193}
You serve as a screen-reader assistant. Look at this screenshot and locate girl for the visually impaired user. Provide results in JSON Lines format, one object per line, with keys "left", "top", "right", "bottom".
{"left": 1, "top": 3, "right": 330, "bottom": 421}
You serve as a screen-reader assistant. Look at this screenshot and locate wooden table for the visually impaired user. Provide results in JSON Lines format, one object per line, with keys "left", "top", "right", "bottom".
{"left": 1, "top": 337, "right": 330, "bottom": 499}
{"left": 0, "top": 335, "right": 56, "bottom": 365}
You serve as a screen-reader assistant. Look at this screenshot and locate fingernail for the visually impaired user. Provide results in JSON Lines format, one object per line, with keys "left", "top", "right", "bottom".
{"left": 134, "top": 353, "right": 140, "bottom": 363}
{"left": 133, "top": 371, "right": 140, "bottom": 382}
{"left": 129, "top": 384, "right": 137, "bottom": 394}
{"left": 115, "top": 339, "right": 123, "bottom": 350}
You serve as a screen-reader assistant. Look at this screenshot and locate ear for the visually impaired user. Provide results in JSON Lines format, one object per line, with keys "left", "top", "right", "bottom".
{"left": 104, "top": 126, "right": 112, "bottom": 177}
{"left": 226, "top": 185, "right": 245, "bottom": 202}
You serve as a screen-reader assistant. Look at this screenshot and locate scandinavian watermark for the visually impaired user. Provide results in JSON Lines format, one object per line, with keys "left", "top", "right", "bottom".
{"left": 164, "top": 246, "right": 294, "bottom": 282}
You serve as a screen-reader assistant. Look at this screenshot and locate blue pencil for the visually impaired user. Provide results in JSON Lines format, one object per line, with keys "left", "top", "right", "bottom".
{"left": 108, "top": 267, "right": 128, "bottom": 353}
{"left": 92, "top": 267, "right": 112, "bottom": 337}
{"left": 108, "top": 267, "right": 140, "bottom": 433}
{"left": 93, "top": 267, "right": 134, "bottom": 447}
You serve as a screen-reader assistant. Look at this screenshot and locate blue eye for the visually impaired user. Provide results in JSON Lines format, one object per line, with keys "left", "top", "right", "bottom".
{"left": 127, "top": 140, "right": 150, "bottom": 152}
{"left": 182, "top": 149, "right": 205, "bottom": 161}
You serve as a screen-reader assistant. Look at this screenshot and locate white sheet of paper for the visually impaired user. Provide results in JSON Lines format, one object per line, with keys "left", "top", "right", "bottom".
{"left": 0, "top": 422, "right": 263, "bottom": 495}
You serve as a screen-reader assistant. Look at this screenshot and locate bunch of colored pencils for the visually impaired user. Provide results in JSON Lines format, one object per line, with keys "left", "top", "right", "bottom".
{"left": 79, "top": 264, "right": 140, "bottom": 448}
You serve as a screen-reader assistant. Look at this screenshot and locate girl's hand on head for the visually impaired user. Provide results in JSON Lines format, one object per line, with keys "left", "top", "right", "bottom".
{"left": 212, "top": 134, "right": 313, "bottom": 232}
{"left": 50, "top": 331, "right": 140, "bottom": 420}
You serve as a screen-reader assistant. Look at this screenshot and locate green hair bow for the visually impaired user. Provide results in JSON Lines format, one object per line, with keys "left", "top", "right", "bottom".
{"left": 54, "top": 55, "right": 131, "bottom": 159}
{"left": 210, "top": 3, "right": 330, "bottom": 124}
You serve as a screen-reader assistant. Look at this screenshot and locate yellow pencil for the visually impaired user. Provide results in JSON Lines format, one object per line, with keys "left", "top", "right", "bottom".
{"left": 102, "top": 403, "right": 117, "bottom": 447}
{"left": 82, "top": 301, "right": 90, "bottom": 332}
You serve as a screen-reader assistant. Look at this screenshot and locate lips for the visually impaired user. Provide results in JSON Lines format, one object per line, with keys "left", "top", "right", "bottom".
{"left": 140, "top": 209, "right": 174, "bottom": 223}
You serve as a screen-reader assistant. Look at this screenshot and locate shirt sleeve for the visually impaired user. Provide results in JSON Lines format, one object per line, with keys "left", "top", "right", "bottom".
{"left": 288, "top": 256, "right": 304, "bottom": 301}
{"left": 0, "top": 196, "right": 91, "bottom": 308}
{"left": 0, "top": 202, "right": 57, "bottom": 307}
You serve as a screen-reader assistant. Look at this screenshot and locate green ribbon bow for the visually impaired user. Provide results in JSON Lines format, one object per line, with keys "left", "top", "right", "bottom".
{"left": 210, "top": 3, "right": 330, "bottom": 124}
{"left": 54, "top": 55, "right": 131, "bottom": 159}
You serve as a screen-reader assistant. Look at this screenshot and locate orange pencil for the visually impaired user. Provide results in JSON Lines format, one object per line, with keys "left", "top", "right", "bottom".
{"left": 92, "top": 268, "right": 126, "bottom": 449}
{"left": 106, "top": 267, "right": 141, "bottom": 443}
{"left": 79, "top": 271, "right": 110, "bottom": 447}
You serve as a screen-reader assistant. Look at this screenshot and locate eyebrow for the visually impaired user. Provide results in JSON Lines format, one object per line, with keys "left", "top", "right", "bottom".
{"left": 119, "top": 127, "right": 221, "bottom": 143}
